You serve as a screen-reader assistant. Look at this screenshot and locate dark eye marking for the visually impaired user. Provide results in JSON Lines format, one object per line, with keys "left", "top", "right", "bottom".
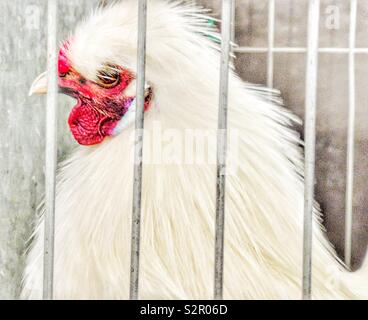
{"left": 96, "top": 65, "right": 120, "bottom": 89}
{"left": 59, "top": 71, "right": 71, "bottom": 78}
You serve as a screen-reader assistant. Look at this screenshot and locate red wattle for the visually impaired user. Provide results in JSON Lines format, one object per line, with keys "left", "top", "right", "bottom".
{"left": 68, "top": 103, "right": 118, "bottom": 146}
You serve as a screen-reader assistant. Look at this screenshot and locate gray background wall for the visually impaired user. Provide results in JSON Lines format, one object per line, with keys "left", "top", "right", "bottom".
{"left": 0, "top": 0, "right": 367, "bottom": 299}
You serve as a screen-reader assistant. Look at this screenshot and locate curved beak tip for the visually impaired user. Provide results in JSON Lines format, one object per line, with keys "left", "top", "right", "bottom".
{"left": 29, "top": 71, "right": 48, "bottom": 96}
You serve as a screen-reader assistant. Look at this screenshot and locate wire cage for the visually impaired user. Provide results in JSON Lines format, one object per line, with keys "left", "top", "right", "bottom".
{"left": 9, "top": 0, "right": 365, "bottom": 300}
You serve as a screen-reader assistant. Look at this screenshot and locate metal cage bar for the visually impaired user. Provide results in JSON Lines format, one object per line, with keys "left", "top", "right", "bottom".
{"left": 129, "top": 0, "right": 148, "bottom": 301}
{"left": 230, "top": 0, "right": 236, "bottom": 45}
{"left": 234, "top": 47, "right": 368, "bottom": 54}
{"left": 345, "top": 0, "right": 358, "bottom": 269}
{"left": 267, "top": 0, "right": 275, "bottom": 88}
{"left": 214, "top": 0, "right": 234, "bottom": 300}
{"left": 43, "top": 0, "right": 59, "bottom": 300}
{"left": 302, "top": 0, "right": 320, "bottom": 300}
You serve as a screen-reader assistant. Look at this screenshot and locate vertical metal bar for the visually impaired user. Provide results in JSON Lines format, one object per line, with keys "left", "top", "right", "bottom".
{"left": 230, "top": 0, "right": 236, "bottom": 66}
{"left": 267, "top": 0, "right": 275, "bottom": 88}
{"left": 43, "top": 0, "right": 58, "bottom": 300}
{"left": 345, "top": 0, "right": 358, "bottom": 269}
{"left": 214, "top": 0, "right": 233, "bottom": 300}
{"left": 130, "top": 0, "right": 147, "bottom": 301}
{"left": 230, "top": 0, "right": 236, "bottom": 45}
{"left": 302, "top": 0, "right": 320, "bottom": 300}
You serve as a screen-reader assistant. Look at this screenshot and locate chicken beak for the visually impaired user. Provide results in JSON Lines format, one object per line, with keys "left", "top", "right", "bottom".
{"left": 29, "top": 71, "right": 48, "bottom": 96}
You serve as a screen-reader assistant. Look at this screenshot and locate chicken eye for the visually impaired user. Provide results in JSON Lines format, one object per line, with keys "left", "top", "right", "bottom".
{"left": 96, "top": 66, "right": 120, "bottom": 89}
{"left": 59, "top": 71, "right": 70, "bottom": 78}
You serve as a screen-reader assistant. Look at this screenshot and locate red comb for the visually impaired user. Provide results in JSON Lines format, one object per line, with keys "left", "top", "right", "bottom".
{"left": 58, "top": 39, "right": 72, "bottom": 75}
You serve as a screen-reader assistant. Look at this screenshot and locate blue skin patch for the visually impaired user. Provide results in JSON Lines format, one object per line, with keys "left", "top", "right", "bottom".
{"left": 112, "top": 97, "right": 137, "bottom": 135}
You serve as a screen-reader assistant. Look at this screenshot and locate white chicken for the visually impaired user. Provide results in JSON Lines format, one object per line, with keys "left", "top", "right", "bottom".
{"left": 23, "top": 0, "right": 368, "bottom": 299}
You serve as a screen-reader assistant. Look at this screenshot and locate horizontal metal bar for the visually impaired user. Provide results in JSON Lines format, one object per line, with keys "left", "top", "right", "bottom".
{"left": 43, "top": 0, "right": 58, "bottom": 300}
{"left": 302, "top": 0, "right": 320, "bottom": 301}
{"left": 234, "top": 47, "right": 368, "bottom": 54}
{"left": 214, "top": 0, "right": 233, "bottom": 301}
{"left": 130, "top": 0, "right": 147, "bottom": 301}
{"left": 345, "top": 0, "right": 358, "bottom": 269}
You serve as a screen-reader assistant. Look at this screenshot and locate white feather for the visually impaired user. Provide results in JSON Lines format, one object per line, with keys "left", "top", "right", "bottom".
{"left": 22, "top": 0, "right": 368, "bottom": 299}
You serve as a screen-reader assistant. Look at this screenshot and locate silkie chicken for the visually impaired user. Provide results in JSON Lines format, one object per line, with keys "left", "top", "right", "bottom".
{"left": 23, "top": 0, "right": 368, "bottom": 299}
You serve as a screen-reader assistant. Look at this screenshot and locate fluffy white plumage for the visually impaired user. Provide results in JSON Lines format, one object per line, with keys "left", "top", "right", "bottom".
{"left": 22, "top": 0, "right": 368, "bottom": 299}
